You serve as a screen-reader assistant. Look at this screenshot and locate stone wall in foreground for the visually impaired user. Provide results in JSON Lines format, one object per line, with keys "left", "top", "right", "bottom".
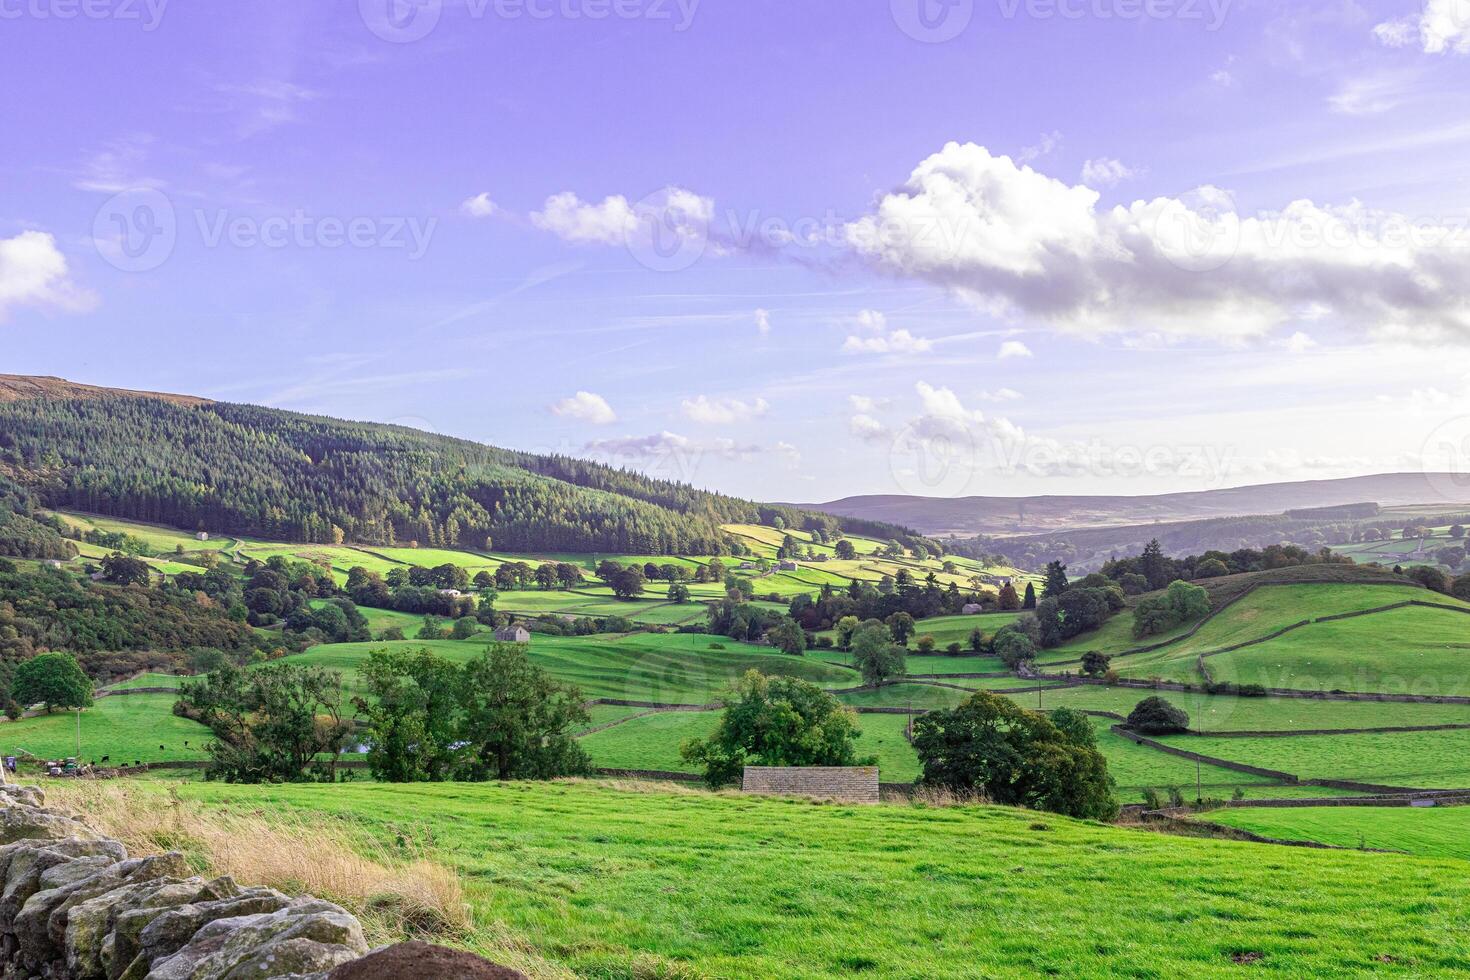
{"left": 0, "top": 784, "right": 523, "bottom": 980}
{"left": 741, "top": 766, "right": 880, "bottom": 804}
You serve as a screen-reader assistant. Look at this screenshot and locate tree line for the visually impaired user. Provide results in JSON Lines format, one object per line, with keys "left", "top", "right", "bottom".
{"left": 0, "top": 394, "right": 930, "bottom": 556}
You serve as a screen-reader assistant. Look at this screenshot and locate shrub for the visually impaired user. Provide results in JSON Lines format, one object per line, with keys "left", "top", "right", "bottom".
{"left": 681, "top": 671, "right": 871, "bottom": 788}
{"left": 912, "top": 691, "right": 1118, "bottom": 821}
{"left": 1132, "top": 580, "right": 1211, "bottom": 639}
{"left": 1142, "top": 787, "right": 1164, "bottom": 810}
{"left": 1407, "top": 565, "right": 1453, "bottom": 594}
{"left": 993, "top": 627, "right": 1036, "bottom": 670}
{"left": 1081, "top": 651, "right": 1111, "bottom": 677}
{"left": 916, "top": 635, "right": 936, "bottom": 654}
{"left": 1126, "top": 696, "right": 1190, "bottom": 734}
{"left": 945, "top": 642, "right": 963, "bottom": 656}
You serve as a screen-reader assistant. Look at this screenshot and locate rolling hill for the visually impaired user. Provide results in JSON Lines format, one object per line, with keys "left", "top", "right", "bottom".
{"left": 0, "top": 376, "right": 930, "bottom": 557}
{"left": 808, "top": 473, "right": 1470, "bottom": 536}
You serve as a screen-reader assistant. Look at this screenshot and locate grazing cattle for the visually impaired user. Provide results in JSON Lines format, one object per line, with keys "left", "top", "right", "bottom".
{"left": 100, "top": 756, "right": 110, "bottom": 764}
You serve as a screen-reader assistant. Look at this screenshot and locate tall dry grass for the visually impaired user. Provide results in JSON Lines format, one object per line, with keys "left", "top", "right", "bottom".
{"left": 45, "top": 782, "right": 468, "bottom": 943}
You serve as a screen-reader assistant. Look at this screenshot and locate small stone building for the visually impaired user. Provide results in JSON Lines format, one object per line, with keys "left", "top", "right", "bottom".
{"left": 493, "top": 625, "right": 530, "bottom": 643}
{"left": 742, "top": 766, "right": 880, "bottom": 804}
{"left": 961, "top": 603, "right": 984, "bottom": 615}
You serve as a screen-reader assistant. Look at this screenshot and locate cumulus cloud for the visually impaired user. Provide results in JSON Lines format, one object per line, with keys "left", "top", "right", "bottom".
{"left": 1080, "top": 157, "right": 1139, "bottom": 186}
{"left": 1375, "top": 0, "right": 1470, "bottom": 53}
{"left": 843, "top": 328, "right": 934, "bottom": 354}
{"left": 775, "top": 441, "right": 802, "bottom": 467}
{"left": 531, "top": 187, "right": 713, "bottom": 248}
{"left": 755, "top": 308, "right": 771, "bottom": 334}
{"left": 461, "top": 192, "right": 497, "bottom": 218}
{"left": 848, "top": 413, "right": 890, "bottom": 443}
{"left": 680, "top": 394, "right": 770, "bottom": 424}
{"left": 550, "top": 390, "right": 617, "bottom": 425}
{"left": 0, "top": 231, "right": 95, "bottom": 322}
{"left": 998, "top": 340, "right": 1033, "bottom": 359}
{"left": 848, "top": 394, "right": 890, "bottom": 413}
{"left": 844, "top": 141, "right": 1470, "bottom": 344}
{"left": 854, "top": 309, "right": 888, "bottom": 331}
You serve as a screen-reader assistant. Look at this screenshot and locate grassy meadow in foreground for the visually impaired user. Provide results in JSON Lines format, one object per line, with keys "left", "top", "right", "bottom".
{"left": 86, "top": 778, "right": 1470, "bottom": 978}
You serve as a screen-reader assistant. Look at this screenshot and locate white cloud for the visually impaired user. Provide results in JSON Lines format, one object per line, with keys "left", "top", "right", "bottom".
{"left": 978, "top": 387, "right": 1024, "bottom": 402}
{"left": 1017, "top": 130, "right": 1062, "bottom": 163}
{"left": 1278, "top": 331, "right": 1318, "bottom": 352}
{"left": 74, "top": 135, "right": 164, "bottom": 193}
{"left": 532, "top": 192, "right": 637, "bottom": 245}
{"left": 844, "top": 140, "right": 1470, "bottom": 344}
{"left": 461, "top": 192, "right": 497, "bottom": 218}
{"left": 532, "top": 187, "right": 713, "bottom": 247}
{"left": 755, "top": 308, "right": 771, "bottom": 334}
{"left": 1328, "top": 71, "right": 1417, "bottom": 115}
{"left": 1375, "top": 0, "right": 1470, "bottom": 53}
{"left": 1080, "top": 157, "right": 1139, "bottom": 186}
{"left": 998, "top": 340, "right": 1033, "bottom": 359}
{"left": 0, "top": 231, "right": 95, "bottom": 322}
{"left": 1210, "top": 69, "right": 1237, "bottom": 86}
{"left": 775, "top": 441, "right": 802, "bottom": 467}
{"left": 843, "top": 328, "right": 934, "bottom": 354}
{"left": 550, "top": 390, "right": 617, "bottom": 425}
{"left": 581, "top": 431, "right": 766, "bottom": 467}
{"left": 848, "top": 414, "right": 890, "bottom": 443}
{"left": 848, "top": 394, "right": 889, "bottom": 413}
{"left": 854, "top": 309, "right": 888, "bottom": 331}
{"left": 680, "top": 394, "right": 770, "bottom": 424}
{"left": 916, "top": 381, "right": 985, "bottom": 424}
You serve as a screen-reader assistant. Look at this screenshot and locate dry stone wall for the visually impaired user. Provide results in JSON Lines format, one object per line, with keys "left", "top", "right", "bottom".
{"left": 0, "top": 784, "right": 523, "bottom": 980}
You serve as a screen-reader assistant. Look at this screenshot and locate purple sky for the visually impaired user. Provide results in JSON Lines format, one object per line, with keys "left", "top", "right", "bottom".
{"left": 5, "top": 0, "right": 1470, "bottom": 503}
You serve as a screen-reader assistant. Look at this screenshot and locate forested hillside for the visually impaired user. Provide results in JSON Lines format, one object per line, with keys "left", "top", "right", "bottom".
{"left": 0, "top": 382, "right": 930, "bottom": 556}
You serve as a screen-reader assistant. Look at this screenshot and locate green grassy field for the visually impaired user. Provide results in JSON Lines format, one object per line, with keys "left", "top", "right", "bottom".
{"left": 1208, "top": 604, "right": 1470, "bottom": 695}
{"left": 997, "top": 684, "right": 1470, "bottom": 731}
{"left": 576, "top": 708, "right": 923, "bottom": 781}
{"left": 905, "top": 612, "right": 1022, "bottom": 647}
{"left": 286, "top": 633, "right": 856, "bottom": 704}
{"left": 1158, "top": 729, "right": 1470, "bottom": 789}
{"left": 1112, "top": 583, "right": 1468, "bottom": 683}
{"left": 1204, "top": 805, "right": 1470, "bottom": 861}
{"left": 126, "top": 778, "right": 1470, "bottom": 977}
{"left": 0, "top": 694, "right": 208, "bottom": 764}
{"left": 103, "top": 673, "right": 185, "bottom": 691}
